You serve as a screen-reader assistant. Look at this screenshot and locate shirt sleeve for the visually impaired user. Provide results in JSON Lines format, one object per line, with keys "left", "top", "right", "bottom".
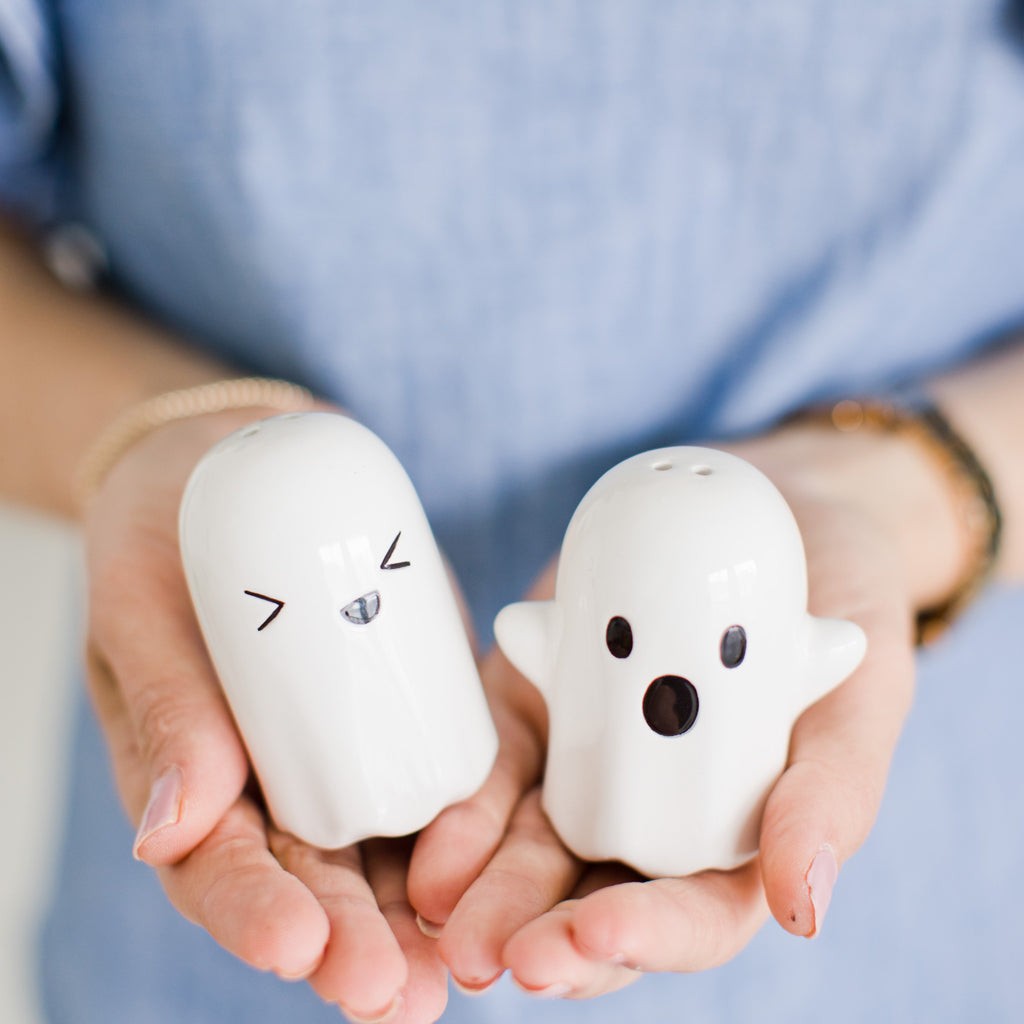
{"left": 0, "top": 0, "right": 61, "bottom": 223}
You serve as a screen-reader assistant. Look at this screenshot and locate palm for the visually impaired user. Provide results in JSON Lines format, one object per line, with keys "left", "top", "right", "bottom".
{"left": 84, "top": 411, "right": 447, "bottom": 1023}
{"left": 411, "top": 436, "right": 916, "bottom": 996}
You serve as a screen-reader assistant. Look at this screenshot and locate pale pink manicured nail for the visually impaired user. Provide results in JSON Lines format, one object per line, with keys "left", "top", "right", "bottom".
{"left": 452, "top": 972, "right": 502, "bottom": 996}
{"left": 513, "top": 979, "right": 572, "bottom": 999}
{"left": 572, "top": 938, "right": 637, "bottom": 970}
{"left": 276, "top": 957, "right": 322, "bottom": 982}
{"left": 341, "top": 994, "right": 404, "bottom": 1024}
{"left": 132, "top": 767, "right": 183, "bottom": 858}
{"left": 415, "top": 913, "right": 444, "bottom": 938}
{"left": 806, "top": 844, "right": 839, "bottom": 937}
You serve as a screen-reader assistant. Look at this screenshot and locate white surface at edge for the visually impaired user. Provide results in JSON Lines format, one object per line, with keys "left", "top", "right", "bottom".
{"left": 0, "top": 502, "right": 80, "bottom": 1024}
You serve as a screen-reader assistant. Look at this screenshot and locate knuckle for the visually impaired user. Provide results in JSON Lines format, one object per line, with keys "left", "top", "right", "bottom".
{"left": 132, "top": 677, "right": 199, "bottom": 766}
{"left": 194, "top": 859, "right": 265, "bottom": 937}
{"left": 83, "top": 642, "right": 117, "bottom": 701}
{"left": 440, "top": 793, "right": 509, "bottom": 847}
{"left": 269, "top": 831, "right": 321, "bottom": 879}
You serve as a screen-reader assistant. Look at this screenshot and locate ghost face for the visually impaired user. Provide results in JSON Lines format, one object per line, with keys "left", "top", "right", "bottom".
{"left": 608, "top": 615, "right": 744, "bottom": 737}
{"left": 181, "top": 413, "right": 497, "bottom": 850}
{"left": 495, "top": 447, "right": 864, "bottom": 878}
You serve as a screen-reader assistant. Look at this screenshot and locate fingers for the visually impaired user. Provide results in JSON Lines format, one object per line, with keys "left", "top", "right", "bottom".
{"left": 269, "top": 832, "right": 408, "bottom": 1017}
{"left": 747, "top": 491, "right": 917, "bottom": 938}
{"left": 159, "top": 797, "right": 330, "bottom": 980}
{"left": 85, "top": 551, "right": 339, "bottom": 990}
{"left": 759, "top": 606, "right": 916, "bottom": 937}
{"left": 570, "top": 861, "right": 768, "bottom": 971}
{"left": 438, "top": 789, "right": 581, "bottom": 990}
{"left": 87, "top": 556, "right": 249, "bottom": 866}
{"left": 409, "top": 558, "right": 555, "bottom": 927}
{"left": 158, "top": 814, "right": 450, "bottom": 1022}
{"left": 265, "top": 835, "right": 452, "bottom": 1024}
{"left": 407, "top": 650, "right": 547, "bottom": 927}
{"left": 501, "top": 866, "right": 763, "bottom": 998}
{"left": 362, "top": 838, "right": 450, "bottom": 1024}
{"left": 97, "top": 641, "right": 441, "bottom": 1021}
{"left": 85, "top": 645, "right": 151, "bottom": 814}
{"left": 503, "top": 861, "right": 767, "bottom": 996}
{"left": 502, "top": 903, "right": 640, "bottom": 1000}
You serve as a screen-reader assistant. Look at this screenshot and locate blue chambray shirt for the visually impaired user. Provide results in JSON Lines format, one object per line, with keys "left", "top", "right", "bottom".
{"left": 3, "top": 2, "right": 1023, "bottom": 1020}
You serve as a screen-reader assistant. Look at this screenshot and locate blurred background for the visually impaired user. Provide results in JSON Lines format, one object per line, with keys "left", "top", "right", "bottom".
{"left": 0, "top": 502, "right": 80, "bottom": 1024}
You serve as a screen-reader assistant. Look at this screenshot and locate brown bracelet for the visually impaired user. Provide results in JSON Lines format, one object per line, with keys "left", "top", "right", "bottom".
{"left": 810, "top": 398, "right": 1002, "bottom": 646}
{"left": 74, "top": 377, "right": 315, "bottom": 509}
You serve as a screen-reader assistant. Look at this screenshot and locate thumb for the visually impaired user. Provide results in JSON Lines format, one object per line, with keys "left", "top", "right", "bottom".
{"left": 758, "top": 623, "right": 914, "bottom": 937}
{"left": 87, "top": 558, "right": 249, "bottom": 866}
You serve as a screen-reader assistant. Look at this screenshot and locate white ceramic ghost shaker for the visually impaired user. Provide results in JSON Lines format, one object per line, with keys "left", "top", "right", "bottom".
{"left": 179, "top": 411, "right": 498, "bottom": 850}
{"left": 495, "top": 446, "right": 866, "bottom": 879}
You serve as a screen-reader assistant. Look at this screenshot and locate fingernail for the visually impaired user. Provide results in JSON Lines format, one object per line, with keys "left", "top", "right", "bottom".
{"left": 132, "top": 766, "right": 183, "bottom": 858}
{"left": 415, "top": 913, "right": 444, "bottom": 939}
{"left": 602, "top": 952, "right": 640, "bottom": 970}
{"left": 806, "top": 844, "right": 839, "bottom": 938}
{"left": 571, "top": 935, "right": 637, "bottom": 970}
{"left": 513, "top": 979, "right": 572, "bottom": 999}
{"left": 452, "top": 972, "right": 501, "bottom": 996}
{"left": 340, "top": 994, "right": 404, "bottom": 1024}
{"left": 276, "top": 956, "right": 322, "bottom": 982}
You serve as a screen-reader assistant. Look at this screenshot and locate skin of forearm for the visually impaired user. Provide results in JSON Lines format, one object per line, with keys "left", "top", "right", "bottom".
{"left": 0, "top": 217, "right": 239, "bottom": 519}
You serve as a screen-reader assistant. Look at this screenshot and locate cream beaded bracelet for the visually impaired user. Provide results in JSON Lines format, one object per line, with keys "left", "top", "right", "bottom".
{"left": 75, "top": 376, "right": 315, "bottom": 508}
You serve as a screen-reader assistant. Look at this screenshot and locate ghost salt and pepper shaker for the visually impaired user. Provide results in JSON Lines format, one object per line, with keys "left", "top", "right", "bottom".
{"left": 494, "top": 447, "right": 866, "bottom": 879}
{"left": 179, "top": 411, "right": 498, "bottom": 850}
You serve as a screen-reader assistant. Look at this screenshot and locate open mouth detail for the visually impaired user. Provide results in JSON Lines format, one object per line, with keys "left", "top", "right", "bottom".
{"left": 643, "top": 675, "right": 699, "bottom": 736}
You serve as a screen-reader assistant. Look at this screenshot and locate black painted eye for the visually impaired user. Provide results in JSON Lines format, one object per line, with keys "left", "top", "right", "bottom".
{"left": 720, "top": 625, "right": 747, "bottom": 668}
{"left": 244, "top": 590, "right": 285, "bottom": 632}
{"left": 606, "top": 616, "right": 633, "bottom": 658}
{"left": 380, "top": 531, "right": 411, "bottom": 570}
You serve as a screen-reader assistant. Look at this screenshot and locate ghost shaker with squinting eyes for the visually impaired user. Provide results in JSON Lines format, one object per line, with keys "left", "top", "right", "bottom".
{"left": 179, "top": 412, "right": 498, "bottom": 850}
{"left": 495, "top": 446, "right": 866, "bottom": 879}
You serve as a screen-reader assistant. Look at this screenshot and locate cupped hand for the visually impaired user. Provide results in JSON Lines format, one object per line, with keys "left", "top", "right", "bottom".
{"left": 409, "top": 419, "right": 960, "bottom": 998}
{"left": 83, "top": 407, "right": 447, "bottom": 1024}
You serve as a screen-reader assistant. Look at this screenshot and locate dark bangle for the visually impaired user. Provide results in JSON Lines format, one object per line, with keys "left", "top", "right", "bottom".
{"left": 805, "top": 398, "right": 1002, "bottom": 646}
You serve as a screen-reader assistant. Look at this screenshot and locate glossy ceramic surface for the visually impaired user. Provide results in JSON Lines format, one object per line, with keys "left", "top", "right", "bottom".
{"left": 180, "top": 412, "right": 497, "bottom": 849}
{"left": 495, "top": 446, "right": 866, "bottom": 878}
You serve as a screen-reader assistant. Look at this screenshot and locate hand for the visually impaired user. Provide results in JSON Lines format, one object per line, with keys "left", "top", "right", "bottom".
{"left": 408, "top": 419, "right": 963, "bottom": 997}
{"left": 84, "top": 408, "right": 447, "bottom": 1024}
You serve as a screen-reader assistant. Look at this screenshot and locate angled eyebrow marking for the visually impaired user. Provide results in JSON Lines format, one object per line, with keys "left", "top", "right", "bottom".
{"left": 380, "top": 531, "right": 411, "bottom": 571}
{"left": 244, "top": 590, "right": 285, "bottom": 631}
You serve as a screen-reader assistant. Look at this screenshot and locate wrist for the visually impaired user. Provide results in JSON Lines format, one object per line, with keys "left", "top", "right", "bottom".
{"left": 816, "top": 422, "right": 967, "bottom": 614}
{"left": 756, "top": 391, "right": 1005, "bottom": 645}
{"left": 734, "top": 417, "right": 967, "bottom": 617}
{"left": 75, "top": 377, "right": 319, "bottom": 513}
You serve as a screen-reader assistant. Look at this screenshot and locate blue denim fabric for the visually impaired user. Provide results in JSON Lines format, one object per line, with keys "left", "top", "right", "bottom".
{"left": 41, "top": 587, "right": 1024, "bottom": 1023}
{"left": 1, "top": 1, "right": 1021, "bottom": 1020}
{"left": 0, "top": 0, "right": 61, "bottom": 216}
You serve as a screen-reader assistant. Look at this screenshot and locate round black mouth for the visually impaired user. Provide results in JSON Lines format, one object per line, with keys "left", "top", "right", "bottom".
{"left": 643, "top": 675, "right": 699, "bottom": 736}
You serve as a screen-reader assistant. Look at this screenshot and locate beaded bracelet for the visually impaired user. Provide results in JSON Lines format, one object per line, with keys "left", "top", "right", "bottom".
{"left": 813, "top": 398, "right": 1002, "bottom": 646}
{"left": 74, "top": 377, "right": 315, "bottom": 508}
